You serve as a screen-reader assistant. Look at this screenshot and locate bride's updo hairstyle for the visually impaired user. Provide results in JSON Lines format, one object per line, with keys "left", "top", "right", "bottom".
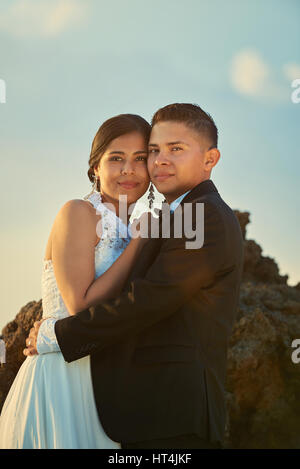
{"left": 88, "top": 114, "right": 151, "bottom": 191}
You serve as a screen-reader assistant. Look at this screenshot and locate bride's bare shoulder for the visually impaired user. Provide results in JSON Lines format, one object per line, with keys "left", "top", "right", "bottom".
{"left": 60, "top": 198, "right": 97, "bottom": 212}
{"left": 45, "top": 200, "right": 100, "bottom": 258}
{"left": 54, "top": 199, "right": 100, "bottom": 226}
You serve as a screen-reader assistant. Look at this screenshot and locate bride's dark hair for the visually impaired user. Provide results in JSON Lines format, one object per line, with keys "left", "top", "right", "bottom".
{"left": 88, "top": 114, "right": 151, "bottom": 191}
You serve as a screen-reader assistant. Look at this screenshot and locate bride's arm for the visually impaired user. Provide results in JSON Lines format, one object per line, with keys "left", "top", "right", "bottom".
{"left": 51, "top": 199, "right": 146, "bottom": 316}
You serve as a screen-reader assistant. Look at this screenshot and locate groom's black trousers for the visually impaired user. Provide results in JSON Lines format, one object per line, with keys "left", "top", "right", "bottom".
{"left": 121, "top": 434, "right": 222, "bottom": 449}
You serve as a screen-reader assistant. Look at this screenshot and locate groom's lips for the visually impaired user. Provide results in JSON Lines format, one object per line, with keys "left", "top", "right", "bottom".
{"left": 153, "top": 173, "right": 174, "bottom": 182}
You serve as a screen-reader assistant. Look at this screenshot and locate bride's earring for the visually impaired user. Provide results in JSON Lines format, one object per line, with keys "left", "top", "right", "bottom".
{"left": 148, "top": 183, "right": 155, "bottom": 209}
{"left": 95, "top": 175, "right": 101, "bottom": 193}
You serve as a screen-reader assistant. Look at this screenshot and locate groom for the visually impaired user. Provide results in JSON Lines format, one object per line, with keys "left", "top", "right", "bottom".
{"left": 25, "top": 103, "right": 244, "bottom": 449}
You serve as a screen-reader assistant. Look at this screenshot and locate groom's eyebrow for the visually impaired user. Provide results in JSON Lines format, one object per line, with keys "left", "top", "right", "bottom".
{"left": 167, "top": 141, "right": 187, "bottom": 146}
{"left": 148, "top": 141, "right": 188, "bottom": 147}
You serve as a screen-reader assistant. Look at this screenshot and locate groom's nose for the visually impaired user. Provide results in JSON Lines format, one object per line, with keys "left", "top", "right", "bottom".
{"left": 153, "top": 150, "right": 171, "bottom": 166}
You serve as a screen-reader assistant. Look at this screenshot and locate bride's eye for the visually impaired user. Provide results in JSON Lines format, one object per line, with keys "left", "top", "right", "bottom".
{"left": 109, "top": 156, "right": 123, "bottom": 161}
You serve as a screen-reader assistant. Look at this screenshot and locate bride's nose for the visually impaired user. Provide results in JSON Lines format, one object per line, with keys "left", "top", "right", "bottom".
{"left": 121, "top": 161, "right": 135, "bottom": 175}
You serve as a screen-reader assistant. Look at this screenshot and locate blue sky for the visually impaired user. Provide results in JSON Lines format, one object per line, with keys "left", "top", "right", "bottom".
{"left": 0, "top": 0, "right": 299, "bottom": 329}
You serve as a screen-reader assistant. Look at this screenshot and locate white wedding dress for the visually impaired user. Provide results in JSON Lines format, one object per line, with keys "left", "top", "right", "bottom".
{"left": 0, "top": 192, "right": 131, "bottom": 449}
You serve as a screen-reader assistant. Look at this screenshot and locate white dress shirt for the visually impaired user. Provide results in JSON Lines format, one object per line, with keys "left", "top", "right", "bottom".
{"left": 169, "top": 190, "right": 191, "bottom": 213}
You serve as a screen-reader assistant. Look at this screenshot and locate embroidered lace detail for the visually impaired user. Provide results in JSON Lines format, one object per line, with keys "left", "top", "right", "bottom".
{"left": 41, "top": 192, "right": 131, "bottom": 319}
{"left": 41, "top": 259, "right": 69, "bottom": 320}
{"left": 85, "top": 191, "right": 102, "bottom": 207}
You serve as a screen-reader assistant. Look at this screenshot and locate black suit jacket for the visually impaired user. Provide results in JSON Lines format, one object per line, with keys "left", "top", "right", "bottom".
{"left": 54, "top": 179, "right": 244, "bottom": 445}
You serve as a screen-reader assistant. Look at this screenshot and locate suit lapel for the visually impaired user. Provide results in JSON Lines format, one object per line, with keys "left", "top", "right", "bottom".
{"left": 178, "top": 179, "right": 219, "bottom": 206}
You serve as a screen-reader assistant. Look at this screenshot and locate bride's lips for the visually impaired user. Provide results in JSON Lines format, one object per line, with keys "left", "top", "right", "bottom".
{"left": 118, "top": 181, "right": 140, "bottom": 189}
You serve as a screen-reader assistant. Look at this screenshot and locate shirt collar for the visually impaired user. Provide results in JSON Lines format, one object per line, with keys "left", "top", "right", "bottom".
{"left": 169, "top": 190, "right": 192, "bottom": 213}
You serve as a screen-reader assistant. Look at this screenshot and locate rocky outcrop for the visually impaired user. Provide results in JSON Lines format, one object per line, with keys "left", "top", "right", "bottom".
{"left": 225, "top": 280, "right": 300, "bottom": 448}
{"left": 0, "top": 211, "right": 299, "bottom": 448}
{"left": 223, "top": 211, "right": 300, "bottom": 448}
{"left": 0, "top": 300, "right": 42, "bottom": 413}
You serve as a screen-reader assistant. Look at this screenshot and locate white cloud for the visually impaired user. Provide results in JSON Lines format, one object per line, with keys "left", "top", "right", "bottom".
{"left": 230, "top": 49, "right": 286, "bottom": 101}
{"left": 0, "top": 0, "right": 89, "bottom": 38}
{"left": 283, "top": 63, "right": 300, "bottom": 81}
{"left": 230, "top": 49, "right": 269, "bottom": 96}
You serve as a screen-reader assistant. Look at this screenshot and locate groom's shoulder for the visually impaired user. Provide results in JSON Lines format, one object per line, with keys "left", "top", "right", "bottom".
{"left": 184, "top": 190, "right": 223, "bottom": 216}
{"left": 189, "top": 190, "right": 240, "bottom": 228}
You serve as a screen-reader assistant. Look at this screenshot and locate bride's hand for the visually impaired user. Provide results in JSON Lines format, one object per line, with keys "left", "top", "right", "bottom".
{"left": 23, "top": 319, "right": 46, "bottom": 357}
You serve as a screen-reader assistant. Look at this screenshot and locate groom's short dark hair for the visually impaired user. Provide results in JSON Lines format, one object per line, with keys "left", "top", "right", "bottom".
{"left": 151, "top": 103, "right": 218, "bottom": 149}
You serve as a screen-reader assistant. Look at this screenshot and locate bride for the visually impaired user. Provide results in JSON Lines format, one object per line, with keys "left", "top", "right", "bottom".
{"left": 0, "top": 114, "right": 153, "bottom": 449}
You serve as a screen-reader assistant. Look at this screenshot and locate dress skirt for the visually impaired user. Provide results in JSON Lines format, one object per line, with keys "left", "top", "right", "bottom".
{"left": 0, "top": 353, "right": 120, "bottom": 449}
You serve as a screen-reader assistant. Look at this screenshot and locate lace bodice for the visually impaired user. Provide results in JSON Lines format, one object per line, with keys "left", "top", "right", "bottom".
{"left": 41, "top": 192, "right": 131, "bottom": 320}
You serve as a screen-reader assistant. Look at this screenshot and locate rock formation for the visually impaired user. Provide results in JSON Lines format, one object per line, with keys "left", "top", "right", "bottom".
{"left": 0, "top": 210, "right": 299, "bottom": 448}
{"left": 0, "top": 300, "right": 42, "bottom": 414}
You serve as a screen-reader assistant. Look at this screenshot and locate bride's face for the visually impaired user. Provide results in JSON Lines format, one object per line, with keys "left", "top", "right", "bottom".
{"left": 94, "top": 131, "right": 150, "bottom": 207}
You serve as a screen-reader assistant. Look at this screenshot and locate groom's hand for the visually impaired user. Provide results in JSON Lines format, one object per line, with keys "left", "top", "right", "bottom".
{"left": 23, "top": 320, "right": 45, "bottom": 357}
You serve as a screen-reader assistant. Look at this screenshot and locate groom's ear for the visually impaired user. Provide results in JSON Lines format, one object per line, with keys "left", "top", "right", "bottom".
{"left": 204, "top": 148, "right": 220, "bottom": 170}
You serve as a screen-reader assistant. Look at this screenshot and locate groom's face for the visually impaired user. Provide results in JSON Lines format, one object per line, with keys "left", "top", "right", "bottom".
{"left": 147, "top": 121, "right": 218, "bottom": 203}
